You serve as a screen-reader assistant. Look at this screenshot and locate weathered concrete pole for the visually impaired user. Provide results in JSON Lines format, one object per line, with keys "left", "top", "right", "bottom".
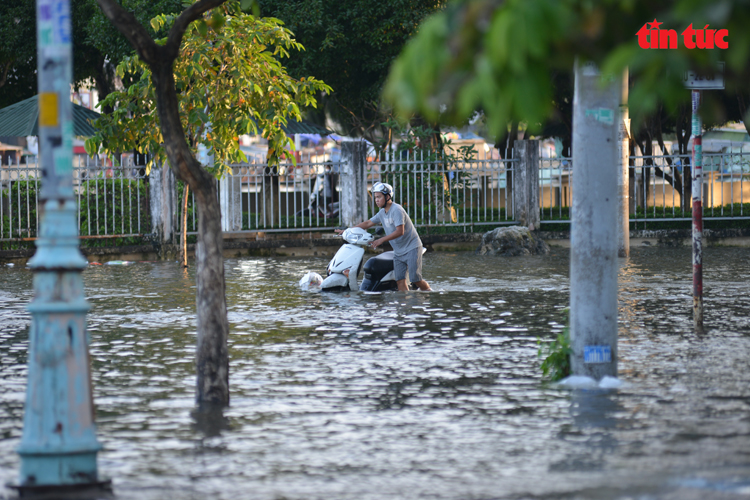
{"left": 617, "top": 69, "right": 630, "bottom": 258}
{"left": 149, "top": 162, "right": 177, "bottom": 245}
{"left": 340, "top": 140, "right": 368, "bottom": 227}
{"left": 691, "top": 90, "right": 704, "bottom": 330}
{"left": 569, "top": 60, "right": 620, "bottom": 380}
{"left": 513, "top": 140, "right": 540, "bottom": 230}
{"left": 14, "top": 0, "right": 108, "bottom": 494}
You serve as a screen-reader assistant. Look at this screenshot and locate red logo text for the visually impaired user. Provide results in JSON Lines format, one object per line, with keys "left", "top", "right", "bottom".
{"left": 636, "top": 19, "right": 728, "bottom": 49}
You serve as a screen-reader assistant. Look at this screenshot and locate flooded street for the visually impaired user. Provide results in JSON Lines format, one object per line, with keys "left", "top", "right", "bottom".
{"left": 2, "top": 246, "right": 750, "bottom": 499}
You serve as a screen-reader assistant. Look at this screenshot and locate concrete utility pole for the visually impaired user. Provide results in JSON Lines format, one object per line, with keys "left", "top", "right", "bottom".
{"left": 569, "top": 60, "right": 620, "bottom": 380}
{"left": 618, "top": 69, "right": 630, "bottom": 258}
{"left": 14, "top": 0, "right": 108, "bottom": 494}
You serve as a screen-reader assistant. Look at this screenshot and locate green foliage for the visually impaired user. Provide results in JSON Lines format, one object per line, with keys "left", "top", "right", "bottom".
{"left": 384, "top": 0, "right": 576, "bottom": 138}
{"left": 384, "top": 0, "right": 750, "bottom": 138}
{"left": 0, "top": 0, "right": 186, "bottom": 109}
{"left": 538, "top": 310, "right": 572, "bottom": 381}
{"left": 0, "top": 181, "right": 39, "bottom": 239}
{"left": 372, "top": 120, "right": 479, "bottom": 220}
{"left": 87, "top": 1, "right": 331, "bottom": 176}
{"left": 77, "top": 177, "right": 150, "bottom": 238}
{"left": 242, "top": 213, "right": 340, "bottom": 230}
{"left": 0, "top": 0, "right": 37, "bottom": 108}
{"left": 258, "top": 0, "right": 443, "bottom": 137}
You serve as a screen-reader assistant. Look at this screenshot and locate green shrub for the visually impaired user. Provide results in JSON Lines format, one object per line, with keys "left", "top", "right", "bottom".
{"left": 538, "top": 310, "right": 572, "bottom": 381}
{"left": 77, "top": 177, "right": 150, "bottom": 238}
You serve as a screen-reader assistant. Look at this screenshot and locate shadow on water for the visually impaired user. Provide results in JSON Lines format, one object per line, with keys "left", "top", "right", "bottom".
{"left": 1, "top": 247, "right": 750, "bottom": 499}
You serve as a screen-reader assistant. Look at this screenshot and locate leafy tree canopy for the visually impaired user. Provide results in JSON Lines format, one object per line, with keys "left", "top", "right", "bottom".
{"left": 384, "top": 0, "right": 750, "bottom": 139}
{"left": 86, "top": 1, "right": 331, "bottom": 173}
{"left": 0, "top": 0, "right": 38, "bottom": 109}
{"left": 258, "top": 0, "right": 444, "bottom": 138}
{"left": 0, "top": 0, "right": 184, "bottom": 110}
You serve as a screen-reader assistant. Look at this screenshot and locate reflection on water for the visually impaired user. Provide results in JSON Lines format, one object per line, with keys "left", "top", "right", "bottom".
{"left": 1, "top": 247, "right": 750, "bottom": 499}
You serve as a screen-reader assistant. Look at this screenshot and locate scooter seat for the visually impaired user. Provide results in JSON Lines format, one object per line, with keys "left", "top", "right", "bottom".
{"left": 363, "top": 251, "right": 395, "bottom": 274}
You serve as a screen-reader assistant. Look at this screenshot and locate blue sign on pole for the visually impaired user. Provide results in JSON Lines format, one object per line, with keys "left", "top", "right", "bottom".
{"left": 584, "top": 345, "right": 612, "bottom": 364}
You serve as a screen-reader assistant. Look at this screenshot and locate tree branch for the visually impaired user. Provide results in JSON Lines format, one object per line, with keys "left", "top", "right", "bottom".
{"left": 95, "top": 0, "right": 160, "bottom": 66}
{"left": 166, "top": 0, "right": 228, "bottom": 61}
{"left": 0, "top": 61, "right": 12, "bottom": 89}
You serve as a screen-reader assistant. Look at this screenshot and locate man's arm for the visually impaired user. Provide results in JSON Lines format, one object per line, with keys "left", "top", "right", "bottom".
{"left": 371, "top": 225, "right": 404, "bottom": 249}
{"left": 335, "top": 219, "right": 375, "bottom": 234}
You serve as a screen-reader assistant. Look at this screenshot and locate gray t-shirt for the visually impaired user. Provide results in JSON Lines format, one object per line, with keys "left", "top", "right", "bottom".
{"left": 370, "top": 202, "right": 421, "bottom": 256}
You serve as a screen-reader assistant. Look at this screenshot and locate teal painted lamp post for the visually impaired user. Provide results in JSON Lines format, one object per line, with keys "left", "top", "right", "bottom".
{"left": 12, "top": 0, "right": 109, "bottom": 495}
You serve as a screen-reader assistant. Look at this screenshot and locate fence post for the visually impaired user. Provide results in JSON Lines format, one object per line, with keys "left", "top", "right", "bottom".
{"left": 149, "top": 163, "right": 177, "bottom": 246}
{"left": 513, "top": 140, "right": 540, "bottom": 230}
{"left": 220, "top": 167, "right": 242, "bottom": 232}
{"left": 340, "top": 140, "right": 368, "bottom": 227}
{"left": 618, "top": 68, "right": 630, "bottom": 257}
{"left": 569, "top": 59, "right": 620, "bottom": 380}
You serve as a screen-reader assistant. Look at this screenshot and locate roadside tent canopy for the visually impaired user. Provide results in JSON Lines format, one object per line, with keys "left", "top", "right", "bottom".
{"left": 0, "top": 95, "right": 100, "bottom": 137}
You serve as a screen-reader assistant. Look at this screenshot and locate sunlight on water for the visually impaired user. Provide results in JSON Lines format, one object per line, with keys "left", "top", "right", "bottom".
{"left": 1, "top": 247, "right": 750, "bottom": 499}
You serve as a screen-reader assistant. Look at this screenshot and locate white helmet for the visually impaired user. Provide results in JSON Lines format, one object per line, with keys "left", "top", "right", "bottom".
{"left": 372, "top": 182, "right": 393, "bottom": 200}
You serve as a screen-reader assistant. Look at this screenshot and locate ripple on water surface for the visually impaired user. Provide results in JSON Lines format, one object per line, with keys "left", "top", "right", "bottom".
{"left": 1, "top": 247, "right": 750, "bottom": 499}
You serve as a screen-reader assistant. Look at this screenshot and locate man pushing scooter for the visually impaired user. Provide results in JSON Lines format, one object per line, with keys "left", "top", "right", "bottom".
{"left": 336, "top": 182, "right": 431, "bottom": 291}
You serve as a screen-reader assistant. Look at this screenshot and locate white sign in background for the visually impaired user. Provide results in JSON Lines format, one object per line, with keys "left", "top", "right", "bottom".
{"left": 684, "top": 61, "right": 725, "bottom": 90}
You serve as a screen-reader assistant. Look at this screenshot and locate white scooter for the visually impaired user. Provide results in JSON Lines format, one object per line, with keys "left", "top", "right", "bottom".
{"left": 317, "top": 227, "right": 423, "bottom": 292}
{"left": 320, "top": 227, "right": 373, "bottom": 292}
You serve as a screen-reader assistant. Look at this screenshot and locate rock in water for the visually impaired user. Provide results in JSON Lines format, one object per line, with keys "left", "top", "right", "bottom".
{"left": 476, "top": 226, "right": 550, "bottom": 256}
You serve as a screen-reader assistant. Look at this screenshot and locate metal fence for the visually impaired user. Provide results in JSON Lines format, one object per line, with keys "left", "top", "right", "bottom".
{"left": 539, "top": 151, "right": 750, "bottom": 223}
{"left": 1, "top": 154, "right": 150, "bottom": 242}
{"left": 7, "top": 147, "right": 749, "bottom": 244}
{"left": 539, "top": 155, "right": 573, "bottom": 221}
{"left": 366, "top": 148, "right": 516, "bottom": 230}
{"left": 181, "top": 153, "right": 343, "bottom": 234}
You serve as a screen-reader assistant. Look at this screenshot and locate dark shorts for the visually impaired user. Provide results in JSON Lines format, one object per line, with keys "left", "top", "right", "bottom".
{"left": 393, "top": 246, "right": 423, "bottom": 283}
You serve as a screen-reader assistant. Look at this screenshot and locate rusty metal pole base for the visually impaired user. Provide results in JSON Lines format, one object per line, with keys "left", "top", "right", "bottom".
{"left": 7, "top": 479, "right": 113, "bottom": 499}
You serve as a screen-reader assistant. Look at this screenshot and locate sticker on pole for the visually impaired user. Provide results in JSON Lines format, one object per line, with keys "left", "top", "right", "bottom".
{"left": 584, "top": 345, "right": 612, "bottom": 364}
{"left": 39, "top": 92, "right": 59, "bottom": 127}
{"left": 585, "top": 108, "right": 614, "bottom": 126}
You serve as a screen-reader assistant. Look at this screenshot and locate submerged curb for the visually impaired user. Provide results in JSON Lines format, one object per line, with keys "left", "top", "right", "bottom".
{"left": 3, "top": 227, "right": 750, "bottom": 264}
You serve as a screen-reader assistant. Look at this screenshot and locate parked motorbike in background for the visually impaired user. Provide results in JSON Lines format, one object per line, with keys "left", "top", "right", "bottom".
{"left": 295, "top": 167, "right": 339, "bottom": 220}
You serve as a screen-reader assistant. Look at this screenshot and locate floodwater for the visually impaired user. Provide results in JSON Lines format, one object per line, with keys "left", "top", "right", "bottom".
{"left": 1, "top": 246, "right": 750, "bottom": 500}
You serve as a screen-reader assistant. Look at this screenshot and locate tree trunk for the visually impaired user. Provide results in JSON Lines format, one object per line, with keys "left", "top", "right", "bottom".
{"left": 180, "top": 183, "right": 189, "bottom": 268}
{"left": 151, "top": 64, "right": 229, "bottom": 408}
{"left": 95, "top": 0, "right": 231, "bottom": 407}
{"left": 193, "top": 183, "right": 229, "bottom": 406}
{"left": 494, "top": 121, "right": 519, "bottom": 158}
{"left": 738, "top": 93, "right": 750, "bottom": 137}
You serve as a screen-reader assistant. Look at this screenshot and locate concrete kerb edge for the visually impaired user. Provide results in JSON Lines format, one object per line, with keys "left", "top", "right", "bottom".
{"left": 3, "top": 227, "right": 750, "bottom": 264}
